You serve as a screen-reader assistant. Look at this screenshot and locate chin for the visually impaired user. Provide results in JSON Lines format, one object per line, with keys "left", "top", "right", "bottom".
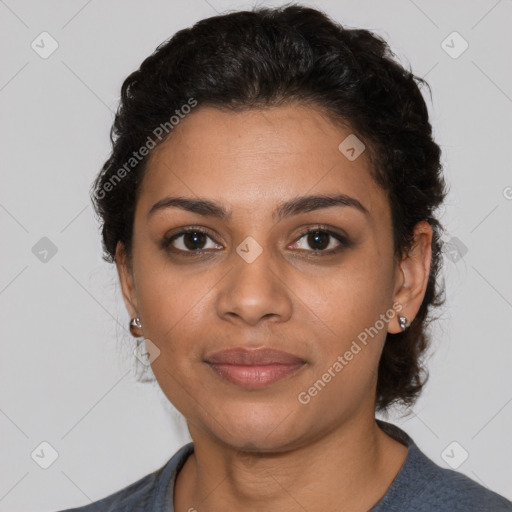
{"left": 201, "top": 401, "right": 313, "bottom": 452}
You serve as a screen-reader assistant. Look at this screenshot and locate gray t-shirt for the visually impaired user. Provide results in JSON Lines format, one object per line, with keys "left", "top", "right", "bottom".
{"left": 57, "top": 420, "right": 512, "bottom": 511}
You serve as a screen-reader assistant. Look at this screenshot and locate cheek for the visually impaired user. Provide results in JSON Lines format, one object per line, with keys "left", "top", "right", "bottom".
{"left": 302, "top": 254, "right": 393, "bottom": 405}
{"left": 297, "top": 270, "right": 390, "bottom": 413}
{"left": 131, "top": 264, "right": 210, "bottom": 398}
{"left": 311, "top": 255, "right": 391, "bottom": 341}
{"left": 133, "top": 247, "right": 210, "bottom": 338}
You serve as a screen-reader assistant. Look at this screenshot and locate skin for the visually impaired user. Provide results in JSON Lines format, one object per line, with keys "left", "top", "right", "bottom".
{"left": 116, "top": 103, "right": 433, "bottom": 512}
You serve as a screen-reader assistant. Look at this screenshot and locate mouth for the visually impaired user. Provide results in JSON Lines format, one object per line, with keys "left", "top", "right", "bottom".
{"left": 204, "top": 347, "right": 307, "bottom": 390}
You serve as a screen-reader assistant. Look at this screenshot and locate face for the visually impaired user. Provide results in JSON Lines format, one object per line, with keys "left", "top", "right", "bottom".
{"left": 116, "top": 103, "right": 430, "bottom": 452}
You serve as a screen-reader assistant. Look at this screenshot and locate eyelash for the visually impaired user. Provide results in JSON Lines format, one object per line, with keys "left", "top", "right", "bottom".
{"left": 161, "top": 225, "right": 350, "bottom": 257}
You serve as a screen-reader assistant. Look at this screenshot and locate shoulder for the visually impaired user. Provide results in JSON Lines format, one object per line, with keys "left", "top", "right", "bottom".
{"left": 55, "top": 443, "right": 194, "bottom": 512}
{"left": 56, "top": 471, "right": 159, "bottom": 512}
{"left": 374, "top": 420, "right": 512, "bottom": 512}
{"left": 410, "top": 459, "right": 512, "bottom": 511}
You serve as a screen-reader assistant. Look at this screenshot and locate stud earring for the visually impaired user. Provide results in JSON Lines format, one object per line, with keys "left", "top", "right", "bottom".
{"left": 398, "top": 316, "right": 409, "bottom": 332}
{"left": 129, "top": 317, "right": 143, "bottom": 337}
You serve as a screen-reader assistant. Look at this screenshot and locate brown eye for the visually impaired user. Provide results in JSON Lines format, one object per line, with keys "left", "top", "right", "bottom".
{"left": 305, "top": 231, "right": 331, "bottom": 250}
{"left": 291, "top": 227, "right": 349, "bottom": 254}
{"left": 180, "top": 231, "right": 208, "bottom": 250}
{"left": 163, "top": 228, "right": 223, "bottom": 254}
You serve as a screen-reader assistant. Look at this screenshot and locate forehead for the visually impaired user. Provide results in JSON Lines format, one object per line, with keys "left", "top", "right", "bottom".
{"left": 138, "top": 104, "right": 389, "bottom": 221}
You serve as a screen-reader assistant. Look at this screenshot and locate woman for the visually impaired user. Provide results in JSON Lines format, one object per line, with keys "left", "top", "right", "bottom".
{"left": 59, "top": 4, "right": 512, "bottom": 511}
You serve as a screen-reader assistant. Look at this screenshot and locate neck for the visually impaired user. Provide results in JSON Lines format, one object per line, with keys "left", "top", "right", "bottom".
{"left": 174, "top": 414, "right": 408, "bottom": 512}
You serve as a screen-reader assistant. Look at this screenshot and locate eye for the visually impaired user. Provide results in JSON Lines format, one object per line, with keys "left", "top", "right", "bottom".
{"left": 291, "top": 227, "right": 349, "bottom": 254}
{"left": 162, "top": 225, "right": 349, "bottom": 257}
{"left": 162, "top": 228, "right": 222, "bottom": 254}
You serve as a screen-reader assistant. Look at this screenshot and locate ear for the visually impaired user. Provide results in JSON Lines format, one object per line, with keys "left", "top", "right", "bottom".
{"left": 115, "top": 241, "right": 139, "bottom": 321}
{"left": 388, "top": 220, "right": 433, "bottom": 334}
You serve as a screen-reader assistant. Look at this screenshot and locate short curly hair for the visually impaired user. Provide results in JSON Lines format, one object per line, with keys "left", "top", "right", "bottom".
{"left": 91, "top": 4, "right": 447, "bottom": 412}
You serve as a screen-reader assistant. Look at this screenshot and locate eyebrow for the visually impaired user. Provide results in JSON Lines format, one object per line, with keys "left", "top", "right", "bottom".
{"left": 147, "top": 193, "right": 370, "bottom": 222}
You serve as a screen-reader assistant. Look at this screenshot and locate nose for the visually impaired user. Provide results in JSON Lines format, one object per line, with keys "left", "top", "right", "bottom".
{"left": 216, "top": 244, "right": 293, "bottom": 327}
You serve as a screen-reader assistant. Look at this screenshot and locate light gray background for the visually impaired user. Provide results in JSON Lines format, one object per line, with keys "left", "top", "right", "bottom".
{"left": 1, "top": 0, "right": 511, "bottom": 510}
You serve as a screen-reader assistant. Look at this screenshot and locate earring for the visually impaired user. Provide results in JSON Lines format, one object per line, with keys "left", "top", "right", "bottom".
{"left": 398, "top": 316, "right": 409, "bottom": 332}
{"left": 129, "top": 317, "right": 143, "bottom": 337}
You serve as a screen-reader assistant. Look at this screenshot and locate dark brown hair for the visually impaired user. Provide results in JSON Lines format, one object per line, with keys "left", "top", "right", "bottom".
{"left": 91, "top": 4, "right": 447, "bottom": 411}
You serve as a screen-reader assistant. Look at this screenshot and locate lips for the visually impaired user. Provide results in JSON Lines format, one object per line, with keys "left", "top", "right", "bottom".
{"left": 205, "top": 347, "right": 306, "bottom": 389}
{"left": 206, "top": 347, "right": 305, "bottom": 366}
